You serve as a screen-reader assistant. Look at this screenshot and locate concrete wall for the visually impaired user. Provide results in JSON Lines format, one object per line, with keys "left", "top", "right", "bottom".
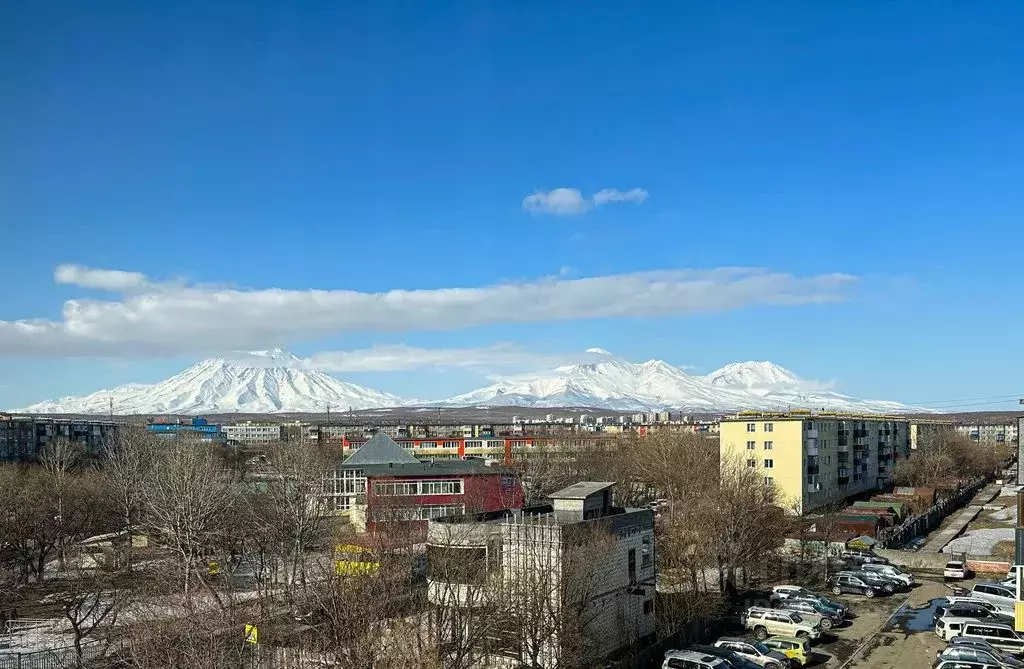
{"left": 876, "top": 549, "right": 1009, "bottom": 574}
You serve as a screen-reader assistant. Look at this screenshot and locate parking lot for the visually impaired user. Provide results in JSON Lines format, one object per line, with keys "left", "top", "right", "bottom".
{"left": 719, "top": 573, "right": 975, "bottom": 669}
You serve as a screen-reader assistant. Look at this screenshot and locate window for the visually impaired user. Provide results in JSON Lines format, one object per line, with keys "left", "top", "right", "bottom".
{"left": 373, "top": 479, "right": 463, "bottom": 496}
{"left": 628, "top": 548, "right": 637, "bottom": 585}
{"left": 763, "top": 459, "right": 773, "bottom": 468}
{"left": 763, "top": 476, "right": 774, "bottom": 486}
{"left": 641, "top": 537, "right": 652, "bottom": 568}
{"left": 746, "top": 459, "right": 756, "bottom": 468}
{"left": 764, "top": 441, "right": 773, "bottom": 450}
{"left": 747, "top": 423, "right": 756, "bottom": 432}
{"left": 764, "top": 423, "right": 774, "bottom": 433}
{"left": 747, "top": 440, "right": 756, "bottom": 449}
{"left": 643, "top": 600, "right": 653, "bottom": 615}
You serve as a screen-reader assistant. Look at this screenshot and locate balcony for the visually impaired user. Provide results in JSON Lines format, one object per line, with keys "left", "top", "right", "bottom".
{"left": 838, "top": 442, "right": 850, "bottom": 453}
{"left": 806, "top": 429, "right": 819, "bottom": 439}
{"left": 806, "top": 438, "right": 819, "bottom": 456}
{"left": 806, "top": 471, "right": 823, "bottom": 493}
{"left": 838, "top": 468, "right": 850, "bottom": 484}
{"left": 853, "top": 437, "right": 868, "bottom": 448}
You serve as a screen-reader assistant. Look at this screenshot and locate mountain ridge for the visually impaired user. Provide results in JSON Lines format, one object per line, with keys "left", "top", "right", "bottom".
{"left": 16, "top": 349, "right": 921, "bottom": 414}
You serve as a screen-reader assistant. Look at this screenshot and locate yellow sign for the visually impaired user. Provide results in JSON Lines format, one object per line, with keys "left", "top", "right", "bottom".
{"left": 335, "top": 560, "right": 380, "bottom": 576}
{"left": 244, "top": 625, "right": 258, "bottom": 645}
{"left": 1015, "top": 602, "right": 1024, "bottom": 633}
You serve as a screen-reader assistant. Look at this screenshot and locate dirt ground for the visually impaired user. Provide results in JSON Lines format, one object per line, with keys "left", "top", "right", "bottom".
{"left": 814, "top": 575, "right": 978, "bottom": 669}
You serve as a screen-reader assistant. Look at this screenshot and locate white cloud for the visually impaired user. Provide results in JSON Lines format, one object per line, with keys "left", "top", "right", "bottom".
{"left": 0, "top": 265, "right": 855, "bottom": 358}
{"left": 54, "top": 264, "right": 150, "bottom": 292}
{"left": 592, "top": 188, "right": 649, "bottom": 205}
{"left": 522, "top": 187, "right": 649, "bottom": 216}
{"left": 522, "top": 188, "right": 591, "bottom": 216}
{"left": 307, "top": 344, "right": 584, "bottom": 373}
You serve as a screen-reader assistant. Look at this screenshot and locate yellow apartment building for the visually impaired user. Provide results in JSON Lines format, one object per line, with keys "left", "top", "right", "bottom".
{"left": 720, "top": 411, "right": 924, "bottom": 514}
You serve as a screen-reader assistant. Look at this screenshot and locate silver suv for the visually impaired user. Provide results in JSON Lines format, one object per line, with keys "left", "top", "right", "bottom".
{"left": 741, "top": 607, "right": 822, "bottom": 641}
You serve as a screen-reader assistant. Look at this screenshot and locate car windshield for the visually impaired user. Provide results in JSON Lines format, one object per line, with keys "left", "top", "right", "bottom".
{"left": 947, "top": 562, "right": 964, "bottom": 568}
{"left": 752, "top": 643, "right": 771, "bottom": 654}
{"left": 789, "top": 614, "right": 803, "bottom": 623}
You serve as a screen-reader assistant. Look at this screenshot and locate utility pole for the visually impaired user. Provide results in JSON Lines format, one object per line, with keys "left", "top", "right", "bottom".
{"left": 109, "top": 396, "right": 113, "bottom": 418}
{"left": 325, "top": 403, "right": 332, "bottom": 424}
{"left": 1015, "top": 399, "right": 1023, "bottom": 630}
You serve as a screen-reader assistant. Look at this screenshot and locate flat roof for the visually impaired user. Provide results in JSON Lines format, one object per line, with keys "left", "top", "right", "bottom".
{"left": 549, "top": 481, "right": 615, "bottom": 499}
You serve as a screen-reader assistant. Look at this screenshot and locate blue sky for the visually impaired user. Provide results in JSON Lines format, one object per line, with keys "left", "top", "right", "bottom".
{"left": 1, "top": 1, "right": 1022, "bottom": 410}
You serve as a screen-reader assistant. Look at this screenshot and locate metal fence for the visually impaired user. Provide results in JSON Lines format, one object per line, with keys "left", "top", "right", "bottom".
{"left": 0, "top": 645, "right": 95, "bottom": 669}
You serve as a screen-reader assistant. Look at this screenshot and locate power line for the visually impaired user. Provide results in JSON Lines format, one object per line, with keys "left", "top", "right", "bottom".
{"left": 907, "top": 392, "right": 1024, "bottom": 406}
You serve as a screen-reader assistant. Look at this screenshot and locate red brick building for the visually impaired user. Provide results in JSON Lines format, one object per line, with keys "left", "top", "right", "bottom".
{"left": 324, "top": 433, "right": 523, "bottom": 532}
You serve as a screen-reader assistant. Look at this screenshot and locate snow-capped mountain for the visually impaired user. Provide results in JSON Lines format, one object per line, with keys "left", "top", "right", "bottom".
{"left": 436, "top": 352, "right": 919, "bottom": 413}
{"left": 17, "top": 348, "right": 920, "bottom": 415}
{"left": 20, "top": 349, "right": 404, "bottom": 414}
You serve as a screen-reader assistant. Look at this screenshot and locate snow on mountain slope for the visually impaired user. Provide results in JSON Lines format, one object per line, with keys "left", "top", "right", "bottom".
{"left": 704, "top": 361, "right": 803, "bottom": 393}
{"left": 20, "top": 349, "right": 404, "bottom": 414}
{"left": 436, "top": 352, "right": 919, "bottom": 412}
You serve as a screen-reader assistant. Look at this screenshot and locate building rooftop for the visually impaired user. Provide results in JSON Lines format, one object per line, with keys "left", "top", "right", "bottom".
{"left": 358, "top": 459, "right": 512, "bottom": 477}
{"left": 549, "top": 481, "right": 615, "bottom": 500}
{"left": 722, "top": 410, "right": 914, "bottom": 422}
{"left": 343, "top": 433, "right": 420, "bottom": 467}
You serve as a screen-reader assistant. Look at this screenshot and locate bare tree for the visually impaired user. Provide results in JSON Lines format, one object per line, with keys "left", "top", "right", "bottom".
{"left": 141, "top": 439, "right": 237, "bottom": 609}
{"left": 55, "top": 567, "right": 131, "bottom": 666}
{"left": 102, "top": 427, "right": 156, "bottom": 569}
{"left": 40, "top": 438, "right": 84, "bottom": 570}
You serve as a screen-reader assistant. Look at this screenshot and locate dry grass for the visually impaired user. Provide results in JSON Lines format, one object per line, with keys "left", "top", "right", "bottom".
{"left": 992, "top": 540, "right": 1015, "bottom": 559}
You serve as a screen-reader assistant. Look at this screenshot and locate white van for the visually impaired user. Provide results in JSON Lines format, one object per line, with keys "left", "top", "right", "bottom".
{"left": 971, "top": 583, "right": 1017, "bottom": 613}
{"left": 937, "top": 617, "right": 1024, "bottom": 655}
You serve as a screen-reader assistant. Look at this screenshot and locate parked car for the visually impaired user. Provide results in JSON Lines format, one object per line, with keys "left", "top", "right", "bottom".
{"left": 949, "top": 637, "right": 1024, "bottom": 664}
{"left": 936, "top": 643, "right": 1024, "bottom": 668}
{"left": 841, "top": 549, "right": 889, "bottom": 565}
{"left": 741, "top": 607, "right": 822, "bottom": 641}
{"left": 861, "top": 563, "right": 915, "bottom": 587}
{"left": 769, "top": 585, "right": 815, "bottom": 605}
{"left": 662, "top": 650, "right": 734, "bottom": 669}
{"left": 835, "top": 570, "right": 896, "bottom": 594}
{"left": 856, "top": 569, "right": 905, "bottom": 592}
{"left": 775, "top": 599, "right": 842, "bottom": 629}
{"left": 947, "top": 598, "right": 1010, "bottom": 617}
{"left": 784, "top": 592, "right": 850, "bottom": 619}
{"left": 934, "top": 601, "right": 1014, "bottom": 626}
{"left": 934, "top": 661, "right": 1006, "bottom": 669}
{"left": 760, "top": 637, "right": 811, "bottom": 667}
{"left": 944, "top": 560, "right": 969, "bottom": 580}
{"left": 971, "top": 583, "right": 1018, "bottom": 613}
{"left": 690, "top": 645, "right": 763, "bottom": 669}
{"left": 827, "top": 574, "right": 886, "bottom": 598}
{"left": 713, "top": 639, "right": 789, "bottom": 669}
{"left": 936, "top": 618, "right": 1024, "bottom": 654}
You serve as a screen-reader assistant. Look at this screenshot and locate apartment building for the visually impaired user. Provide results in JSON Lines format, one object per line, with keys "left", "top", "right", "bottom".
{"left": 426, "top": 481, "right": 655, "bottom": 668}
{"left": 324, "top": 433, "right": 523, "bottom": 532}
{"left": 909, "top": 419, "right": 955, "bottom": 450}
{"left": 955, "top": 422, "right": 1019, "bottom": 446}
{"left": 221, "top": 421, "right": 282, "bottom": 444}
{"left": 0, "top": 413, "right": 123, "bottom": 461}
{"left": 720, "top": 411, "right": 913, "bottom": 514}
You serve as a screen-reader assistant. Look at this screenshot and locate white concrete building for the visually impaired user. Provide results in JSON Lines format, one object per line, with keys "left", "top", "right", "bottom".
{"left": 426, "top": 481, "right": 655, "bottom": 668}
{"left": 221, "top": 421, "right": 282, "bottom": 444}
{"left": 955, "top": 422, "right": 1018, "bottom": 446}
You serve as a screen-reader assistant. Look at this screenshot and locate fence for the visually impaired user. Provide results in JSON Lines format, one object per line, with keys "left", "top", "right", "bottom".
{"left": 877, "top": 477, "right": 988, "bottom": 549}
{"left": 0, "top": 643, "right": 101, "bottom": 669}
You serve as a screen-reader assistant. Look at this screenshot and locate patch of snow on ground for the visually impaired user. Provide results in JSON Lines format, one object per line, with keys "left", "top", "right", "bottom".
{"left": 1001, "top": 485, "right": 1023, "bottom": 497}
{"left": 989, "top": 505, "right": 1017, "bottom": 523}
{"left": 943, "top": 528, "right": 1015, "bottom": 556}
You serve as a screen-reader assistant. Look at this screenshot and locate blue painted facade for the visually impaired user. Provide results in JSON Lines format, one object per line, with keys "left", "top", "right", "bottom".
{"left": 146, "top": 417, "right": 226, "bottom": 442}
